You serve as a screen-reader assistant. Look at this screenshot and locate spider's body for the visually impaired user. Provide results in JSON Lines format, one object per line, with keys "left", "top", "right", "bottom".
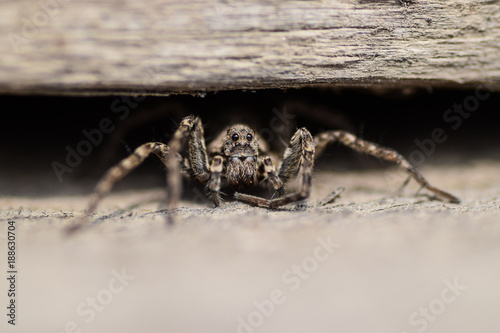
{"left": 220, "top": 124, "right": 260, "bottom": 188}
{"left": 70, "top": 114, "right": 459, "bottom": 232}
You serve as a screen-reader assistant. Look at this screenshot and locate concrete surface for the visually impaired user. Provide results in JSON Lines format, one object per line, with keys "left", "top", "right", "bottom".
{"left": 1, "top": 160, "right": 499, "bottom": 333}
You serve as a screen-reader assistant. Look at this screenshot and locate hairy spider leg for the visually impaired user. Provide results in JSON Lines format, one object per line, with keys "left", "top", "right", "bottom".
{"left": 208, "top": 155, "right": 224, "bottom": 206}
{"left": 313, "top": 130, "right": 460, "bottom": 203}
{"left": 66, "top": 142, "right": 171, "bottom": 233}
{"left": 68, "top": 115, "right": 210, "bottom": 233}
{"left": 166, "top": 115, "right": 210, "bottom": 223}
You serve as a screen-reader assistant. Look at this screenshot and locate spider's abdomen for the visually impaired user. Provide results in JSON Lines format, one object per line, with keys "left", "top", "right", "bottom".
{"left": 225, "top": 157, "right": 258, "bottom": 188}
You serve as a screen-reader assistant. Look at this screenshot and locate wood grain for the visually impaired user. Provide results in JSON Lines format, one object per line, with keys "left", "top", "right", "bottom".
{"left": 1, "top": 0, "right": 499, "bottom": 95}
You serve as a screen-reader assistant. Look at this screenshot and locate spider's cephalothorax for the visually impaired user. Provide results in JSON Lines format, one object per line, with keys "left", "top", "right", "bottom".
{"left": 69, "top": 114, "right": 460, "bottom": 232}
{"left": 222, "top": 125, "right": 259, "bottom": 188}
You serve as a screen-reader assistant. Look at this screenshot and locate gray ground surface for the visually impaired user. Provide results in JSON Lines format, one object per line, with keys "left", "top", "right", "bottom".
{"left": 1, "top": 161, "right": 500, "bottom": 333}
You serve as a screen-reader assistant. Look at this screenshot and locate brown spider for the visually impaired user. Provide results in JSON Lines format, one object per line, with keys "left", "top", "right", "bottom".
{"left": 68, "top": 114, "right": 459, "bottom": 232}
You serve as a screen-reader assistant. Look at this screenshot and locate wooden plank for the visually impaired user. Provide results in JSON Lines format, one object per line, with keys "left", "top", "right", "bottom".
{"left": 1, "top": 0, "right": 499, "bottom": 95}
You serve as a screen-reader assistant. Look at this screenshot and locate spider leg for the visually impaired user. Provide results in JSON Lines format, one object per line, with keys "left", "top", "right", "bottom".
{"left": 68, "top": 115, "right": 210, "bottom": 233}
{"left": 317, "top": 187, "right": 345, "bottom": 206}
{"left": 234, "top": 128, "right": 314, "bottom": 208}
{"left": 165, "top": 115, "right": 209, "bottom": 223}
{"left": 187, "top": 116, "right": 210, "bottom": 183}
{"left": 314, "top": 130, "right": 460, "bottom": 203}
{"left": 208, "top": 155, "right": 224, "bottom": 206}
{"left": 66, "top": 142, "right": 171, "bottom": 233}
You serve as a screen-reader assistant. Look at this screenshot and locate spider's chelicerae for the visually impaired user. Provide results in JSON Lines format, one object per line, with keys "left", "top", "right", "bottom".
{"left": 69, "top": 114, "right": 459, "bottom": 231}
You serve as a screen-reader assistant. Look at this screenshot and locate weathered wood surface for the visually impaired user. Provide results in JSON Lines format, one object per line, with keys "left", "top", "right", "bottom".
{"left": 1, "top": 0, "right": 499, "bottom": 95}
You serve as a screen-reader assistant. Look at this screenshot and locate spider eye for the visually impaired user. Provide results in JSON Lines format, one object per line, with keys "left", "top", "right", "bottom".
{"left": 231, "top": 133, "right": 239, "bottom": 141}
{"left": 246, "top": 133, "right": 253, "bottom": 141}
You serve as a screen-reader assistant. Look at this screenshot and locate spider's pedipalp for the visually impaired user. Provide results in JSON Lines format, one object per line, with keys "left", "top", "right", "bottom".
{"left": 260, "top": 156, "right": 284, "bottom": 196}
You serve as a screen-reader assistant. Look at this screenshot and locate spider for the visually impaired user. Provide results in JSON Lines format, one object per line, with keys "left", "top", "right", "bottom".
{"left": 68, "top": 114, "right": 459, "bottom": 232}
